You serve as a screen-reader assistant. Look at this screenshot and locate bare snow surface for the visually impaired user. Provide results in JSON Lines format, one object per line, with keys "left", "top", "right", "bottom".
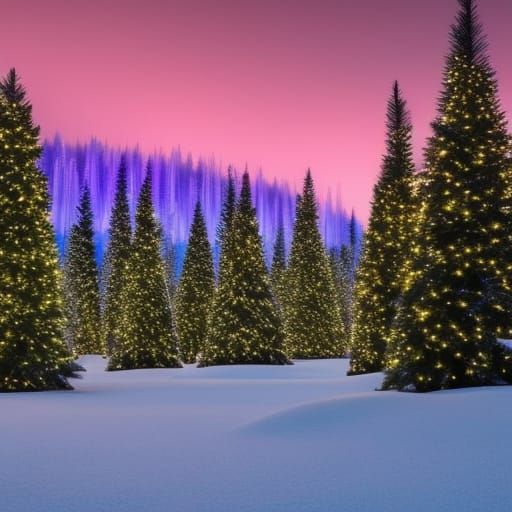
{"left": 1, "top": 356, "right": 511, "bottom": 512}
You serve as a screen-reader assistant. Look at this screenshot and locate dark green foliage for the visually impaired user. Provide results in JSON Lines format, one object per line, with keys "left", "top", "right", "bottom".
{"left": 163, "top": 239, "right": 178, "bottom": 306}
{"left": 108, "top": 167, "right": 182, "bottom": 370}
{"left": 0, "top": 69, "right": 71, "bottom": 391}
{"left": 216, "top": 166, "right": 236, "bottom": 275}
{"left": 330, "top": 244, "right": 354, "bottom": 349}
{"left": 201, "top": 171, "right": 289, "bottom": 366}
{"left": 270, "top": 223, "right": 287, "bottom": 312}
{"left": 384, "top": 0, "right": 512, "bottom": 391}
{"left": 64, "top": 186, "right": 103, "bottom": 354}
{"left": 175, "top": 202, "right": 215, "bottom": 363}
{"left": 349, "top": 82, "right": 416, "bottom": 375}
{"left": 103, "top": 157, "right": 132, "bottom": 354}
{"left": 284, "top": 171, "right": 344, "bottom": 358}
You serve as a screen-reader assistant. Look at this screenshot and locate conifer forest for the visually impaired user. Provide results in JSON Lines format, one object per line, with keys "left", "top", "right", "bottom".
{"left": 1, "top": 1, "right": 511, "bottom": 511}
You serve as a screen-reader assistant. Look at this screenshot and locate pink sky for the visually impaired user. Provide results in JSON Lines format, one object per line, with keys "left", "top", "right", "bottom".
{"left": 1, "top": 0, "right": 512, "bottom": 222}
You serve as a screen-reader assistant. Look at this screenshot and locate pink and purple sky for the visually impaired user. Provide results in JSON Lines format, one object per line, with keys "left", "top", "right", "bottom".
{"left": 1, "top": 0, "right": 511, "bottom": 222}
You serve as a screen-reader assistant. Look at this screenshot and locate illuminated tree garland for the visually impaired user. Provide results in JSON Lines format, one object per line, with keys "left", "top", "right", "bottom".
{"left": 348, "top": 82, "right": 416, "bottom": 375}
{"left": 108, "top": 166, "right": 182, "bottom": 370}
{"left": 200, "top": 171, "right": 289, "bottom": 366}
{"left": 63, "top": 186, "right": 103, "bottom": 355}
{"left": 284, "top": 170, "right": 345, "bottom": 358}
{"left": 383, "top": 0, "right": 512, "bottom": 391}
{"left": 175, "top": 201, "right": 215, "bottom": 363}
{"left": 102, "top": 158, "right": 132, "bottom": 355}
{"left": 0, "top": 69, "right": 71, "bottom": 391}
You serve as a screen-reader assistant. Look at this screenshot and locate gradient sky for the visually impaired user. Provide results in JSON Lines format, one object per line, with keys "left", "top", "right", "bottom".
{"left": 1, "top": 0, "right": 512, "bottom": 222}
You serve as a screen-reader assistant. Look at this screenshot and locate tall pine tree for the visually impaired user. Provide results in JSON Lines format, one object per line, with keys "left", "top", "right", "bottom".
{"left": 103, "top": 158, "right": 132, "bottom": 354}
{"left": 201, "top": 171, "right": 288, "bottom": 366}
{"left": 108, "top": 166, "right": 181, "bottom": 370}
{"left": 330, "top": 244, "right": 353, "bottom": 349}
{"left": 0, "top": 69, "right": 71, "bottom": 391}
{"left": 384, "top": 0, "right": 512, "bottom": 391}
{"left": 348, "top": 82, "right": 416, "bottom": 375}
{"left": 175, "top": 201, "right": 215, "bottom": 363}
{"left": 215, "top": 166, "right": 236, "bottom": 275}
{"left": 64, "top": 186, "right": 103, "bottom": 354}
{"left": 284, "top": 170, "right": 344, "bottom": 358}
{"left": 270, "top": 222, "right": 287, "bottom": 313}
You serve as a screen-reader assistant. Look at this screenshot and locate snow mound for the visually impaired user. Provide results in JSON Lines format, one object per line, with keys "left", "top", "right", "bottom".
{"left": 2, "top": 356, "right": 512, "bottom": 512}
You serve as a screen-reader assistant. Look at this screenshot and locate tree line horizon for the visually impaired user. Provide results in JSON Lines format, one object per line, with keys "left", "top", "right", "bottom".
{"left": 1, "top": 0, "right": 511, "bottom": 393}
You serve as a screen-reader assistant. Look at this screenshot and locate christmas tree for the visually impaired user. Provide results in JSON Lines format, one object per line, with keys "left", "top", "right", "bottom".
{"left": 163, "top": 238, "right": 178, "bottom": 307}
{"left": 270, "top": 222, "right": 287, "bottom": 313}
{"left": 330, "top": 244, "right": 354, "bottom": 348}
{"left": 175, "top": 201, "right": 215, "bottom": 363}
{"left": 63, "top": 186, "right": 103, "bottom": 354}
{"left": 215, "top": 166, "right": 236, "bottom": 274}
{"left": 284, "top": 170, "right": 344, "bottom": 358}
{"left": 103, "top": 157, "right": 132, "bottom": 354}
{"left": 348, "top": 82, "right": 416, "bottom": 375}
{"left": 0, "top": 69, "right": 71, "bottom": 391}
{"left": 384, "top": 0, "right": 512, "bottom": 391}
{"left": 108, "top": 166, "right": 181, "bottom": 370}
{"left": 200, "top": 171, "right": 288, "bottom": 366}
{"left": 349, "top": 209, "right": 358, "bottom": 269}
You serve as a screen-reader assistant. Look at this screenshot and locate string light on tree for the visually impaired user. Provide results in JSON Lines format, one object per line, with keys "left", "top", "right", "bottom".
{"left": 175, "top": 201, "right": 215, "bottom": 364}
{"left": 349, "top": 81, "right": 416, "bottom": 375}
{"left": 63, "top": 185, "right": 103, "bottom": 355}
{"left": 284, "top": 170, "right": 345, "bottom": 359}
{"left": 383, "top": 0, "right": 512, "bottom": 392}
{"left": 0, "top": 69, "right": 71, "bottom": 391}
{"left": 200, "top": 170, "right": 289, "bottom": 366}
{"left": 102, "top": 157, "right": 132, "bottom": 355}
{"left": 108, "top": 164, "right": 182, "bottom": 370}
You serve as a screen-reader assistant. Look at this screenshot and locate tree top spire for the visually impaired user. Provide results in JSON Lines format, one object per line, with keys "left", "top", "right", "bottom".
{"left": 0, "top": 68, "right": 26, "bottom": 103}
{"left": 450, "top": 0, "right": 488, "bottom": 65}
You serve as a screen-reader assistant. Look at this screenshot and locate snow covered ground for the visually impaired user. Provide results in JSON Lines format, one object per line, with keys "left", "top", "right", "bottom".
{"left": 1, "top": 356, "right": 511, "bottom": 512}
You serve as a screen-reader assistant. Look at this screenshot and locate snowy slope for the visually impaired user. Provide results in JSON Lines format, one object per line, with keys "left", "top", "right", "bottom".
{"left": 1, "top": 356, "right": 511, "bottom": 512}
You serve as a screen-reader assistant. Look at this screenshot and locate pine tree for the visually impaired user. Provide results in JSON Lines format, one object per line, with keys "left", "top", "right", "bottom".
{"left": 201, "top": 171, "right": 288, "bottom": 366}
{"left": 384, "top": 0, "right": 512, "bottom": 392}
{"left": 163, "top": 239, "right": 178, "bottom": 305}
{"left": 284, "top": 170, "right": 344, "bottom": 358}
{"left": 108, "top": 166, "right": 181, "bottom": 370}
{"left": 63, "top": 186, "right": 103, "bottom": 354}
{"left": 175, "top": 201, "right": 215, "bottom": 363}
{"left": 0, "top": 69, "right": 71, "bottom": 391}
{"left": 330, "top": 244, "right": 354, "bottom": 347}
{"left": 349, "top": 209, "right": 358, "bottom": 268}
{"left": 103, "top": 157, "right": 132, "bottom": 354}
{"left": 348, "top": 82, "right": 416, "bottom": 375}
{"left": 215, "top": 166, "right": 236, "bottom": 274}
{"left": 270, "top": 223, "right": 287, "bottom": 312}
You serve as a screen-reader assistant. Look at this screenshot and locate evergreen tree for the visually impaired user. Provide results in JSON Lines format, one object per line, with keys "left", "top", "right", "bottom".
{"left": 201, "top": 171, "right": 288, "bottom": 366}
{"left": 103, "top": 157, "right": 132, "bottom": 354}
{"left": 163, "top": 239, "right": 178, "bottom": 305}
{"left": 349, "top": 209, "right": 358, "bottom": 268}
{"left": 63, "top": 186, "right": 103, "bottom": 354}
{"left": 0, "top": 69, "right": 71, "bottom": 391}
{"left": 108, "top": 166, "right": 181, "bottom": 370}
{"left": 215, "top": 166, "right": 236, "bottom": 274}
{"left": 348, "top": 82, "right": 416, "bottom": 375}
{"left": 270, "top": 223, "right": 287, "bottom": 312}
{"left": 284, "top": 170, "right": 344, "bottom": 358}
{"left": 175, "top": 201, "right": 215, "bottom": 363}
{"left": 330, "top": 244, "right": 354, "bottom": 347}
{"left": 384, "top": 0, "right": 512, "bottom": 391}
